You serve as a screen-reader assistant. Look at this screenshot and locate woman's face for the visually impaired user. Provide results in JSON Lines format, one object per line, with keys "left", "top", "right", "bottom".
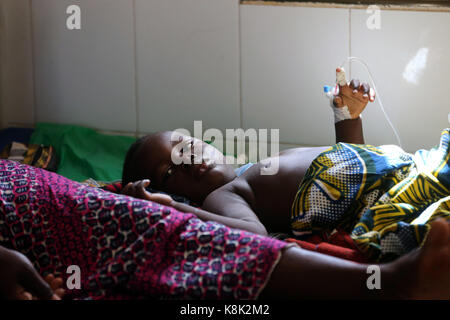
{"left": 137, "top": 131, "right": 236, "bottom": 203}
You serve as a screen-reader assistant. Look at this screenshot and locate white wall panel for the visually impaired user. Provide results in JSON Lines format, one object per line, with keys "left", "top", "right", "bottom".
{"left": 32, "top": 0, "right": 136, "bottom": 132}
{"left": 0, "top": 0, "right": 34, "bottom": 128}
{"left": 241, "top": 5, "right": 350, "bottom": 146}
{"left": 135, "top": 0, "right": 240, "bottom": 134}
{"left": 3, "top": 0, "right": 449, "bottom": 153}
{"left": 351, "top": 9, "right": 450, "bottom": 152}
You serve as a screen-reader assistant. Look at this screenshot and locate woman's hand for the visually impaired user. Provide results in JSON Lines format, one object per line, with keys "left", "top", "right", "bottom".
{"left": 121, "top": 179, "right": 173, "bottom": 206}
{"left": 333, "top": 68, "right": 376, "bottom": 119}
{"left": 0, "top": 246, "right": 64, "bottom": 300}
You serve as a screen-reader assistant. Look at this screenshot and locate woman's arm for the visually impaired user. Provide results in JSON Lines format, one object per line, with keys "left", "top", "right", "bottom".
{"left": 331, "top": 72, "right": 375, "bottom": 144}
{"left": 122, "top": 180, "right": 268, "bottom": 236}
{"left": 171, "top": 199, "right": 267, "bottom": 236}
{"left": 175, "top": 181, "right": 267, "bottom": 236}
{"left": 335, "top": 117, "right": 364, "bottom": 144}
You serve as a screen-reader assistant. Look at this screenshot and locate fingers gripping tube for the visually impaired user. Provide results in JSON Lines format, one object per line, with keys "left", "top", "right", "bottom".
{"left": 323, "top": 57, "right": 402, "bottom": 148}
{"left": 324, "top": 67, "right": 353, "bottom": 124}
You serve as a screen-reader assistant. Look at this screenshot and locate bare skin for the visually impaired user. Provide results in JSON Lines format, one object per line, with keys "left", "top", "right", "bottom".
{"left": 122, "top": 78, "right": 373, "bottom": 236}
{"left": 0, "top": 245, "right": 65, "bottom": 300}
{"left": 260, "top": 218, "right": 450, "bottom": 299}
{"left": 16, "top": 274, "right": 65, "bottom": 300}
{"left": 124, "top": 146, "right": 450, "bottom": 299}
{"left": 2, "top": 73, "right": 449, "bottom": 300}
{"left": 120, "top": 76, "right": 450, "bottom": 299}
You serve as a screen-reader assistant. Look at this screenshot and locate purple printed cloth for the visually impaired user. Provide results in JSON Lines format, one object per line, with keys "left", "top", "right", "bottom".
{"left": 0, "top": 160, "right": 288, "bottom": 299}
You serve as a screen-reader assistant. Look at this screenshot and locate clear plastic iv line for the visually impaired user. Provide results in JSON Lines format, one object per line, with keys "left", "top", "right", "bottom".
{"left": 340, "top": 56, "right": 402, "bottom": 148}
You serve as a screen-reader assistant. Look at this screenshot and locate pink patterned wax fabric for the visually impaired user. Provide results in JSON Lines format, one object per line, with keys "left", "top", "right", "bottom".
{"left": 0, "top": 160, "right": 288, "bottom": 299}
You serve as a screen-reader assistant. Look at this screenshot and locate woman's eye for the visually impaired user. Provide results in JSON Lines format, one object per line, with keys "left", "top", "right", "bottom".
{"left": 163, "top": 167, "right": 173, "bottom": 183}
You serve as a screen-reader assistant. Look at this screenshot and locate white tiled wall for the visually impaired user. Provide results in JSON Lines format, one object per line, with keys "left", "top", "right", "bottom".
{"left": 32, "top": 0, "right": 136, "bottom": 132}
{"left": 0, "top": 0, "right": 35, "bottom": 127}
{"left": 1, "top": 1, "right": 449, "bottom": 152}
{"left": 240, "top": 5, "right": 349, "bottom": 147}
{"left": 135, "top": 0, "right": 241, "bottom": 134}
{"left": 350, "top": 9, "right": 450, "bottom": 151}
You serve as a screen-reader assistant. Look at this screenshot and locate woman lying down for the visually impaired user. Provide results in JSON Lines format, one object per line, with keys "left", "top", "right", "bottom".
{"left": 120, "top": 70, "right": 450, "bottom": 295}
{"left": 122, "top": 70, "right": 449, "bottom": 263}
{"left": 0, "top": 72, "right": 449, "bottom": 300}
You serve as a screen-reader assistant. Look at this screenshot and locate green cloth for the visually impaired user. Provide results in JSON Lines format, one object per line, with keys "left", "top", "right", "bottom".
{"left": 30, "top": 123, "right": 136, "bottom": 182}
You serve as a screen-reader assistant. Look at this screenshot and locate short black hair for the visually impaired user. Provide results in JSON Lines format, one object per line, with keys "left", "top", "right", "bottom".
{"left": 121, "top": 135, "right": 150, "bottom": 186}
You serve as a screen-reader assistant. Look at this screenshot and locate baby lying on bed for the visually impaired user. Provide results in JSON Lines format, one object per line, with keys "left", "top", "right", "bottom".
{"left": 122, "top": 69, "right": 450, "bottom": 262}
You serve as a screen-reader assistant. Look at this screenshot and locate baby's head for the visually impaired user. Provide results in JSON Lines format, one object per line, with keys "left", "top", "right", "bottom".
{"left": 122, "top": 131, "right": 236, "bottom": 204}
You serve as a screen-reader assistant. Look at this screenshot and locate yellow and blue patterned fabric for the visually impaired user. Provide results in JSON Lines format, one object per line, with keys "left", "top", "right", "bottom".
{"left": 291, "top": 129, "right": 450, "bottom": 262}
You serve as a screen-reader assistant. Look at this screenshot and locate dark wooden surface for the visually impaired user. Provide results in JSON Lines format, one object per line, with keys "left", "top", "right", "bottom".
{"left": 249, "top": 0, "right": 450, "bottom": 7}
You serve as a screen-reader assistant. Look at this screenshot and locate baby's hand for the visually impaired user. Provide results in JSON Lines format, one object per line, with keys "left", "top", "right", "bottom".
{"left": 332, "top": 67, "right": 375, "bottom": 119}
